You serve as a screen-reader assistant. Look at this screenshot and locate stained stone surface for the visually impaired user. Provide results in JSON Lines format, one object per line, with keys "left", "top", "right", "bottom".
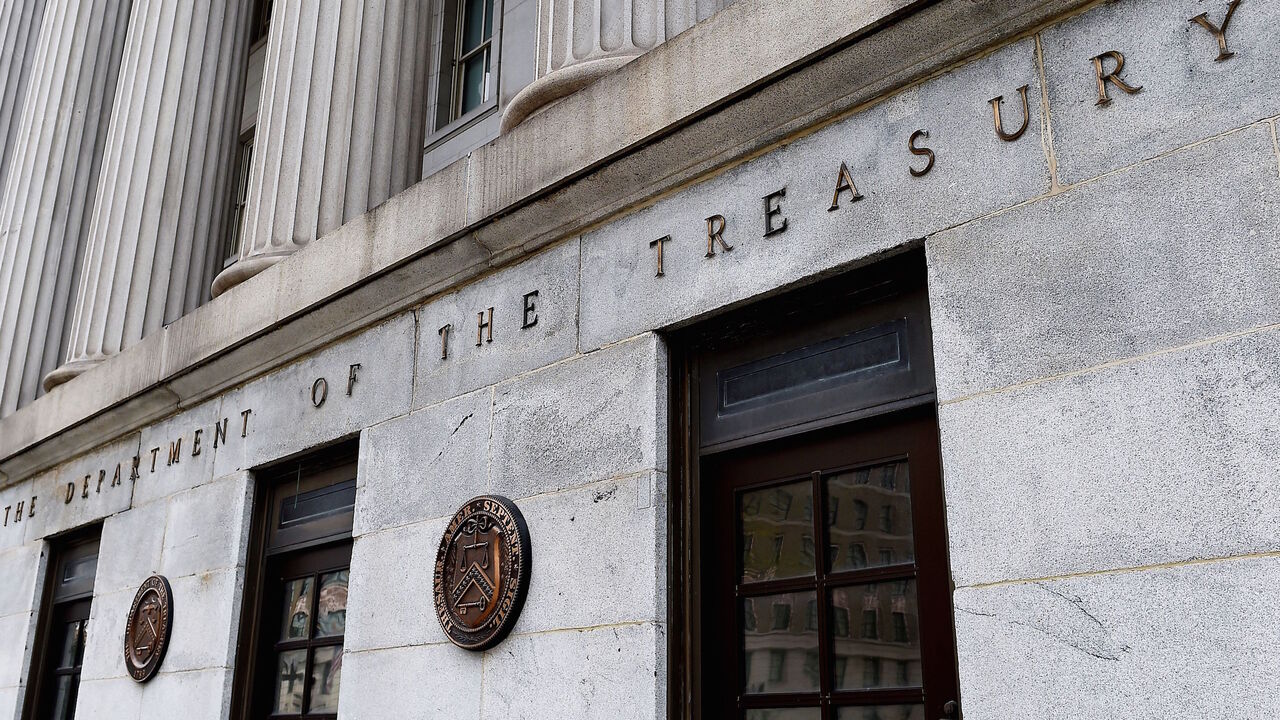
{"left": 927, "top": 124, "right": 1280, "bottom": 402}
{"left": 953, "top": 556, "right": 1280, "bottom": 720}
{"left": 1039, "top": 0, "right": 1280, "bottom": 185}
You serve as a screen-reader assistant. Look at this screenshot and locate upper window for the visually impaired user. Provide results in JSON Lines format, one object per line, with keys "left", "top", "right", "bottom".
{"left": 435, "top": 0, "right": 497, "bottom": 130}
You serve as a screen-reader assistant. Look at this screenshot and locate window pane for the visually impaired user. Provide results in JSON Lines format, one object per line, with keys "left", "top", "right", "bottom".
{"left": 273, "top": 649, "right": 308, "bottom": 714}
{"left": 308, "top": 645, "right": 343, "bottom": 713}
{"left": 51, "top": 675, "right": 74, "bottom": 720}
{"left": 56, "top": 621, "right": 83, "bottom": 668}
{"left": 460, "top": 51, "right": 489, "bottom": 116}
{"left": 461, "top": 0, "right": 491, "bottom": 52}
{"left": 741, "top": 480, "right": 815, "bottom": 582}
{"left": 830, "top": 581, "right": 922, "bottom": 691}
{"left": 746, "top": 709, "right": 822, "bottom": 720}
{"left": 742, "top": 591, "right": 819, "bottom": 694}
{"left": 280, "top": 578, "right": 314, "bottom": 641}
{"left": 316, "top": 571, "right": 349, "bottom": 638}
{"left": 836, "top": 706, "right": 924, "bottom": 720}
{"left": 826, "top": 462, "right": 913, "bottom": 574}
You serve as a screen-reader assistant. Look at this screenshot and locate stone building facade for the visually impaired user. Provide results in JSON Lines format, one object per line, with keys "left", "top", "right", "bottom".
{"left": 0, "top": 0, "right": 1276, "bottom": 718}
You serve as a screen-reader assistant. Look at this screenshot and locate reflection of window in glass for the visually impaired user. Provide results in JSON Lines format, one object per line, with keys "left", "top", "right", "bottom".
{"left": 742, "top": 534, "right": 754, "bottom": 568}
{"left": 805, "top": 599, "right": 819, "bottom": 631}
{"left": 893, "top": 612, "right": 908, "bottom": 643}
{"left": 850, "top": 543, "right": 867, "bottom": 568}
{"left": 743, "top": 494, "right": 762, "bottom": 517}
{"left": 833, "top": 606, "right": 850, "bottom": 637}
{"left": 853, "top": 500, "right": 868, "bottom": 530}
{"left": 770, "top": 489, "right": 793, "bottom": 519}
{"left": 827, "top": 544, "right": 839, "bottom": 565}
{"left": 861, "top": 610, "right": 878, "bottom": 639}
{"left": 768, "top": 650, "right": 786, "bottom": 681}
{"left": 826, "top": 496, "right": 839, "bottom": 525}
{"left": 802, "top": 535, "right": 815, "bottom": 565}
{"left": 772, "top": 535, "right": 785, "bottom": 564}
{"left": 772, "top": 602, "right": 792, "bottom": 631}
{"left": 854, "top": 469, "right": 870, "bottom": 485}
{"left": 879, "top": 505, "right": 893, "bottom": 533}
{"left": 803, "top": 650, "right": 820, "bottom": 687}
{"left": 880, "top": 465, "right": 897, "bottom": 490}
{"left": 743, "top": 599, "right": 756, "bottom": 631}
{"left": 897, "top": 660, "right": 912, "bottom": 686}
{"left": 834, "top": 657, "right": 849, "bottom": 686}
{"left": 863, "top": 657, "right": 881, "bottom": 687}
{"left": 879, "top": 548, "right": 894, "bottom": 566}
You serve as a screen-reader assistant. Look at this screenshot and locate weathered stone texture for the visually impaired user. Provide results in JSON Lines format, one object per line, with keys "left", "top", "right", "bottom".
{"left": 355, "top": 389, "right": 491, "bottom": 537}
{"left": 927, "top": 124, "right": 1280, "bottom": 402}
{"left": 339, "top": 644, "right": 483, "bottom": 720}
{"left": 953, "top": 556, "right": 1280, "bottom": 720}
{"left": 344, "top": 516, "right": 451, "bottom": 653}
{"left": 21, "top": 433, "right": 139, "bottom": 541}
{"left": 489, "top": 334, "right": 667, "bottom": 500}
{"left": 213, "top": 313, "right": 415, "bottom": 477}
{"left": 412, "top": 239, "right": 581, "bottom": 410}
{"left": 940, "top": 327, "right": 1280, "bottom": 588}
{"left": 1040, "top": 0, "right": 1280, "bottom": 185}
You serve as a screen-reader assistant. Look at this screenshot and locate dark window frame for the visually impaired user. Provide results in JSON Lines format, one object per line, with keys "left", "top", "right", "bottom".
{"left": 24, "top": 526, "right": 101, "bottom": 720}
{"left": 230, "top": 441, "right": 358, "bottom": 720}
{"left": 666, "top": 250, "right": 962, "bottom": 720}
{"left": 432, "top": 0, "right": 502, "bottom": 138}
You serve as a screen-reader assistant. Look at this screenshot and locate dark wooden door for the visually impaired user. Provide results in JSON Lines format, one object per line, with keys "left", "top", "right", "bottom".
{"left": 701, "top": 406, "right": 960, "bottom": 720}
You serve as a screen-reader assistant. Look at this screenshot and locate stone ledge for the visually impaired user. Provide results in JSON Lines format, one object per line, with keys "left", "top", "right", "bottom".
{"left": 0, "top": 0, "right": 1095, "bottom": 482}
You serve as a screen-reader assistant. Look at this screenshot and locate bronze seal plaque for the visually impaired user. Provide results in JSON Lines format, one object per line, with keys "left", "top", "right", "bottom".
{"left": 124, "top": 575, "right": 173, "bottom": 682}
{"left": 433, "top": 495, "right": 531, "bottom": 650}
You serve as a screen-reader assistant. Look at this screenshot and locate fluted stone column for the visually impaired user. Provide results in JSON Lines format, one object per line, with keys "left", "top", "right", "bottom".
{"left": 211, "top": 0, "right": 431, "bottom": 297}
{"left": 0, "top": 0, "right": 130, "bottom": 414}
{"left": 0, "top": 0, "right": 49, "bottom": 193}
{"left": 44, "top": 0, "right": 254, "bottom": 389}
{"left": 501, "top": 0, "right": 733, "bottom": 131}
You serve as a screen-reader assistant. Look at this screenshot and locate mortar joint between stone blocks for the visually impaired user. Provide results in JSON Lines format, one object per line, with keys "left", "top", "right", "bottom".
{"left": 963, "top": 549, "right": 1280, "bottom": 591}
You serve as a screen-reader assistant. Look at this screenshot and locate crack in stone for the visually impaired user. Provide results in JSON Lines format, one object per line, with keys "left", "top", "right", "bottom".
{"left": 433, "top": 412, "right": 474, "bottom": 462}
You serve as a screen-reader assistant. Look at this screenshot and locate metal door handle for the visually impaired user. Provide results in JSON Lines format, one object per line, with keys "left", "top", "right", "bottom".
{"left": 940, "top": 700, "right": 960, "bottom": 719}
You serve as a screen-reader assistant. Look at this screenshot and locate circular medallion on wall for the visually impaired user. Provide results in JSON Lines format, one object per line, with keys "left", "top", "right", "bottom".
{"left": 123, "top": 575, "right": 173, "bottom": 682}
{"left": 433, "top": 495, "right": 532, "bottom": 650}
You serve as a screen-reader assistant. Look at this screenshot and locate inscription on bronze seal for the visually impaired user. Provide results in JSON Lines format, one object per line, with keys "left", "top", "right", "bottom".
{"left": 433, "top": 495, "right": 531, "bottom": 650}
{"left": 124, "top": 575, "right": 173, "bottom": 682}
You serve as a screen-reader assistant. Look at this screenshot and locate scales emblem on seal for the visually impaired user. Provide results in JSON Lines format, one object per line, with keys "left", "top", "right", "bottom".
{"left": 433, "top": 495, "right": 531, "bottom": 650}
{"left": 123, "top": 575, "right": 173, "bottom": 682}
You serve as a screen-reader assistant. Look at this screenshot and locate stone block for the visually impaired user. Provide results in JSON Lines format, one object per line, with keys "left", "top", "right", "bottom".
{"left": 481, "top": 622, "right": 663, "bottom": 720}
{"left": 132, "top": 397, "right": 224, "bottom": 507}
{"left": 160, "top": 570, "right": 243, "bottom": 673}
{"left": 95, "top": 501, "right": 167, "bottom": 596}
{"left": 0, "top": 544, "right": 43, "bottom": 618}
{"left": 0, "top": 686, "right": 19, "bottom": 720}
{"left": 213, "top": 314, "right": 415, "bottom": 477}
{"left": 339, "top": 645, "right": 482, "bottom": 720}
{"left": 0, "top": 480, "right": 33, "bottom": 551}
{"left": 927, "top": 124, "right": 1280, "bottom": 401}
{"left": 953, "top": 556, "right": 1280, "bottom": 719}
{"left": 940, "top": 327, "right": 1280, "bottom": 588}
{"left": 515, "top": 474, "right": 664, "bottom": 634}
{"left": 0, "top": 613, "right": 33, "bottom": 689}
{"left": 489, "top": 335, "right": 666, "bottom": 499}
{"left": 137, "top": 667, "right": 233, "bottom": 720}
{"left": 23, "top": 434, "right": 140, "bottom": 542}
{"left": 344, "top": 516, "right": 450, "bottom": 652}
{"left": 159, "top": 473, "right": 252, "bottom": 579}
{"left": 79, "top": 588, "right": 131, "bottom": 682}
{"left": 69, "top": 678, "right": 144, "bottom": 720}
{"left": 354, "top": 390, "right": 491, "bottom": 537}
{"left": 412, "top": 239, "right": 580, "bottom": 409}
{"left": 578, "top": 37, "right": 1050, "bottom": 351}
{"left": 1039, "top": 0, "right": 1280, "bottom": 185}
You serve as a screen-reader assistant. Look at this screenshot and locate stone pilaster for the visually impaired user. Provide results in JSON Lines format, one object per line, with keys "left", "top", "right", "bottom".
{"left": 501, "top": 0, "right": 732, "bottom": 131}
{"left": 47, "top": 0, "right": 253, "bottom": 390}
{"left": 210, "top": 0, "right": 431, "bottom": 297}
{"left": 0, "top": 0, "right": 130, "bottom": 414}
{"left": 0, "top": 0, "right": 49, "bottom": 192}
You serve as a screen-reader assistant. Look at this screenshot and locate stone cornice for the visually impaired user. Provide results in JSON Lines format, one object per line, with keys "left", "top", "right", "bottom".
{"left": 0, "top": 0, "right": 1094, "bottom": 483}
